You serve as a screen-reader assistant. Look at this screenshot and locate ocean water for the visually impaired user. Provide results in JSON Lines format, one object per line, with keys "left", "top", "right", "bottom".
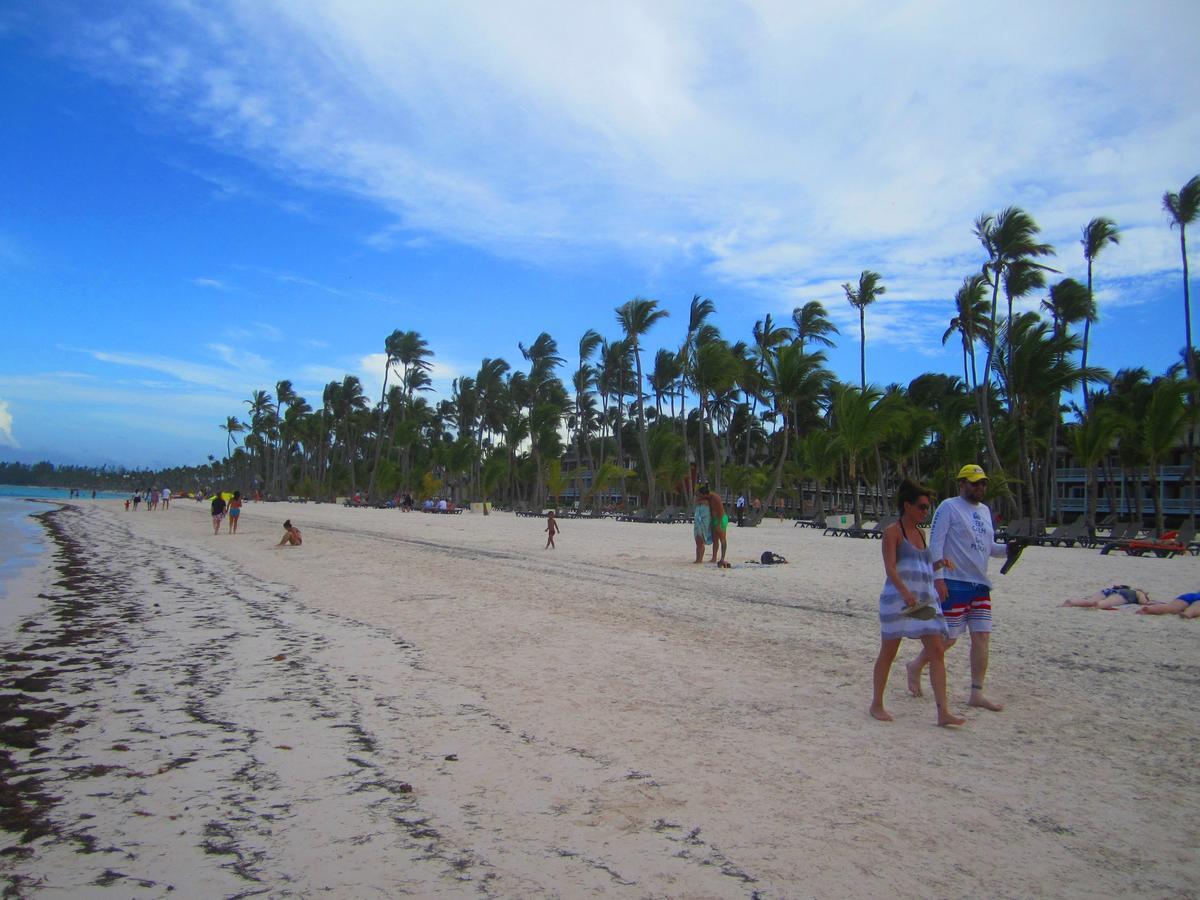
{"left": 0, "top": 496, "right": 58, "bottom": 632}
{"left": 0, "top": 486, "right": 125, "bottom": 632}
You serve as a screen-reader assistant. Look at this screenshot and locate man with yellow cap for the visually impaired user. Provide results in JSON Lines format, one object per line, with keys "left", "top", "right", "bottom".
{"left": 905, "top": 464, "right": 1007, "bottom": 711}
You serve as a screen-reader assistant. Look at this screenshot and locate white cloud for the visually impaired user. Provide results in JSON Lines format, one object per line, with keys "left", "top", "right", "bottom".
{"left": 0, "top": 399, "right": 18, "bottom": 447}
{"left": 192, "top": 276, "right": 228, "bottom": 289}
{"left": 38, "top": 1, "right": 1200, "bottom": 312}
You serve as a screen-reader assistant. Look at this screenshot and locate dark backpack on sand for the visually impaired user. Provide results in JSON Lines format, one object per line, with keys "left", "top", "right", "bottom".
{"left": 760, "top": 550, "right": 788, "bottom": 565}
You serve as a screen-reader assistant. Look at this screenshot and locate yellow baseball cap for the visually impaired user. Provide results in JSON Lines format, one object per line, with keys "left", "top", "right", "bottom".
{"left": 957, "top": 464, "right": 988, "bottom": 482}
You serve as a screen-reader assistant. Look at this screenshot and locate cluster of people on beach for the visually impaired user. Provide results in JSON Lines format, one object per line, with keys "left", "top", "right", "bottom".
{"left": 124, "top": 487, "right": 171, "bottom": 511}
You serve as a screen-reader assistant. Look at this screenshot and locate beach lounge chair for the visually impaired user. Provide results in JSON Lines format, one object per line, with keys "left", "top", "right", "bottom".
{"left": 1095, "top": 523, "right": 1143, "bottom": 555}
{"left": 740, "top": 508, "right": 764, "bottom": 528}
{"left": 1118, "top": 524, "right": 1197, "bottom": 558}
{"left": 825, "top": 516, "right": 894, "bottom": 538}
{"left": 653, "top": 505, "right": 679, "bottom": 523}
{"left": 1034, "top": 519, "right": 1089, "bottom": 548}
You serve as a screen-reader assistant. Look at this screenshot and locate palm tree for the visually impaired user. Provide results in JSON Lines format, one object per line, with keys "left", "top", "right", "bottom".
{"left": 830, "top": 383, "right": 897, "bottom": 527}
{"left": 1080, "top": 217, "right": 1121, "bottom": 409}
{"left": 649, "top": 348, "right": 682, "bottom": 420}
{"left": 761, "top": 343, "right": 829, "bottom": 506}
{"left": 973, "top": 207, "right": 1055, "bottom": 473}
{"left": 942, "top": 273, "right": 991, "bottom": 395}
{"left": 745, "top": 313, "right": 793, "bottom": 465}
{"left": 518, "top": 332, "right": 565, "bottom": 504}
{"left": 617, "top": 297, "right": 669, "bottom": 512}
{"left": 842, "top": 270, "right": 886, "bottom": 390}
{"left": 366, "top": 329, "right": 406, "bottom": 500}
{"left": 1068, "top": 408, "right": 1120, "bottom": 533}
{"left": 1143, "top": 377, "right": 1191, "bottom": 534}
{"left": 1000, "top": 259, "right": 1047, "bottom": 383}
{"left": 1163, "top": 175, "right": 1200, "bottom": 382}
{"left": 692, "top": 338, "right": 740, "bottom": 489}
{"left": 797, "top": 430, "right": 840, "bottom": 519}
{"left": 792, "top": 300, "right": 839, "bottom": 351}
{"left": 995, "top": 312, "right": 1103, "bottom": 515}
{"left": 574, "top": 329, "right": 603, "bottom": 502}
{"left": 679, "top": 294, "right": 716, "bottom": 446}
{"left": 221, "top": 415, "right": 245, "bottom": 462}
{"left": 1163, "top": 175, "right": 1200, "bottom": 525}
{"left": 1040, "top": 277, "right": 1093, "bottom": 518}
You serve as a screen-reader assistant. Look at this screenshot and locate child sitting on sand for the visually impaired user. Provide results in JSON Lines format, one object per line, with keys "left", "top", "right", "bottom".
{"left": 276, "top": 520, "right": 302, "bottom": 547}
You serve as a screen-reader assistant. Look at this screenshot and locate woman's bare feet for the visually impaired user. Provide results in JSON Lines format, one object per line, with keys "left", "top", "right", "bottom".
{"left": 968, "top": 689, "right": 1004, "bottom": 711}
{"left": 869, "top": 704, "right": 893, "bottom": 722}
{"left": 905, "top": 660, "right": 923, "bottom": 697}
{"left": 937, "top": 705, "right": 966, "bottom": 727}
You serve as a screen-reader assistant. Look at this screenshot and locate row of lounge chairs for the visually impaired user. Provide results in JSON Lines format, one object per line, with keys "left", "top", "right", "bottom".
{"left": 1005, "top": 518, "right": 1199, "bottom": 558}
{"left": 823, "top": 516, "right": 897, "bottom": 539}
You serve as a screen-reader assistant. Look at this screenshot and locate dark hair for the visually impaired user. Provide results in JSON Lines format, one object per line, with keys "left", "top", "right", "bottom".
{"left": 895, "top": 478, "right": 933, "bottom": 513}
{"left": 283, "top": 520, "right": 292, "bottom": 529}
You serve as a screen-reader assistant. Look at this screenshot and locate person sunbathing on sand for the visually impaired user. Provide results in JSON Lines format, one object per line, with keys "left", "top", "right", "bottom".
{"left": 1062, "top": 585, "right": 1151, "bottom": 610}
{"left": 1136, "top": 592, "right": 1200, "bottom": 617}
{"left": 276, "top": 520, "right": 302, "bottom": 547}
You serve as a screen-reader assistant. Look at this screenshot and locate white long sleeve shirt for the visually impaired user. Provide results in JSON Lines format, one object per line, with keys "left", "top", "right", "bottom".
{"left": 928, "top": 495, "right": 1007, "bottom": 589}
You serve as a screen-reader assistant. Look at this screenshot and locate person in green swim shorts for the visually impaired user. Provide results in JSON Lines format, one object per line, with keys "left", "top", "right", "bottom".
{"left": 705, "top": 485, "right": 730, "bottom": 568}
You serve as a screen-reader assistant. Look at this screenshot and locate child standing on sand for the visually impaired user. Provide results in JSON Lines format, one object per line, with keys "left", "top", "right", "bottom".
{"left": 545, "top": 510, "right": 560, "bottom": 549}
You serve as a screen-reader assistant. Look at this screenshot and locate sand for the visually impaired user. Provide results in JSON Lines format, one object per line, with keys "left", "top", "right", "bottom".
{"left": 2, "top": 499, "right": 1198, "bottom": 897}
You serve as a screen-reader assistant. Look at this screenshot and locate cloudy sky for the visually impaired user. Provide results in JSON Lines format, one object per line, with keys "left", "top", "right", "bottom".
{"left": 1, "top": 0, "right": 1197, "bottom": 467}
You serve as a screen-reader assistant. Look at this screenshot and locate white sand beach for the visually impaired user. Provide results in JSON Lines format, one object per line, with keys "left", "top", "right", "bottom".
{"left": 3, "top": 499, "right": 1198, "bottom": 897}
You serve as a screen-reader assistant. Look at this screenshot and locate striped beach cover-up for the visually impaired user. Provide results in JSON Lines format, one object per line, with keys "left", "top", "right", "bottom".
{"left": 879, "top": 538, "right": 949, "bottom": 640}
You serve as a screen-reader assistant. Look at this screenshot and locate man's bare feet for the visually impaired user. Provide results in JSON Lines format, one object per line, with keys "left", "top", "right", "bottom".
{"left": 937, "top": 706, "right": 966, "bottom": 727}
{"left": 968, "top": 690, "right": 1004, "bottom": 711}
{"left": 905, "top": 660, "right": 923, "bottom": 697}
{"left": 869, "top": 704, "right": 893, "bottom": 722}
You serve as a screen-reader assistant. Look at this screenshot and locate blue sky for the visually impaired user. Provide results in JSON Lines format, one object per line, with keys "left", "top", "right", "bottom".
{"left": 1, "top": 0, "right": 1198, "bottom": 468}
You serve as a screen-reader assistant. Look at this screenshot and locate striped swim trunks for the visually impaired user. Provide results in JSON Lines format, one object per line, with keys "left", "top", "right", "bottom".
{"left": 940, "top": 580, "right": 992, "bottom": 638}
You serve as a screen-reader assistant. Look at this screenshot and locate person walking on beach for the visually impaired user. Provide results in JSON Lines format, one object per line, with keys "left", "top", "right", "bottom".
{"left": 871, "top": 479, "right": 964, "bottom": 727}
{"left": 707, "top": 489, "right": 729, "bottom": 568}
{"left": 544, "top": 509, "right": 560, "bottom": 549}
{"left": 210, "top": 493, "right": 227, "bottom": 535}
{"left": 735, "top": 493, "right": 746, "bottom": 527}
{"left": 161, "top": 487, "right": 171, "bottom": 510}
{"left": 228, "top": 491, "right": 243, "bottom": 534}
{"left": 906, "top": 464, "right": 1007, "bottom": 711}
{"left": 276, "top": 520, "right": 302, "bottom": 546}
{"left": 694, "top": 485, "right": 713, "bottom": 563}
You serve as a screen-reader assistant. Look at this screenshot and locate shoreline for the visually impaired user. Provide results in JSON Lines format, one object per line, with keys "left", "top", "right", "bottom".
{"left": 2, "top": 500, "right": 1197, "bottom": 896}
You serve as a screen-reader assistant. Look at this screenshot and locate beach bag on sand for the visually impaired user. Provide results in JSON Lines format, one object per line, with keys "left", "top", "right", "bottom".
{"left": 760, "top": 551, "right": 788, "bottom": 565}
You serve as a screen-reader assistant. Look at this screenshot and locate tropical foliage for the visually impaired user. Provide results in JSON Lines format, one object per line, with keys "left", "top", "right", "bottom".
{"left": 23, "top": 182, "right": 1189, "bottom": 528}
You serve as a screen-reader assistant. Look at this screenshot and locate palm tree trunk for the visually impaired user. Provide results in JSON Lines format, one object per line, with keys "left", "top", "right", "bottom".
{"left": 979, "top": 278, "right": 1005, "bottom": 474}
{"left": 859, "top": 308, "right": 866, "bottom": 390}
